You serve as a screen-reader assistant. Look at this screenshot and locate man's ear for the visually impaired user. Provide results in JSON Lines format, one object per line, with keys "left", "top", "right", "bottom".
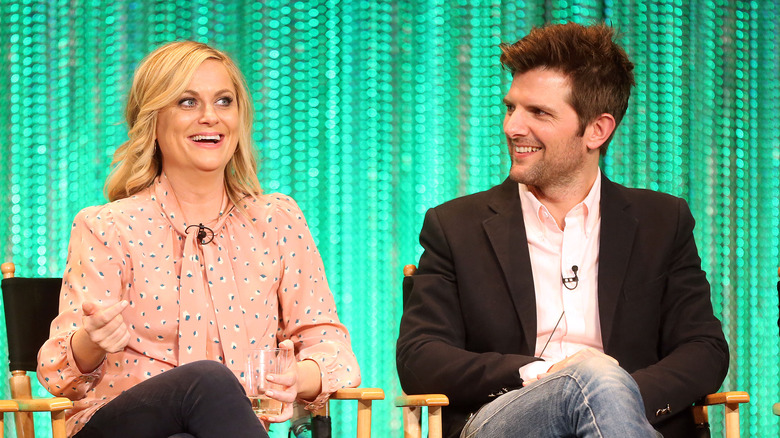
{"left": 584, "top": 113, "right": 616, "bottom": 151}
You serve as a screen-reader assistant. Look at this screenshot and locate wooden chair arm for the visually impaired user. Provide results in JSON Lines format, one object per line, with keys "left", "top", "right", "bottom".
{"left": 0, "top": 400, "right": 18, "bottom": 412}
{"left": 394, "top": 394, "right": 449, "bottom": 407}
{"left": 697, "top": 391, "right": 750, "bottom": 406}
{"left": 692, "top": 391, "right": 749, "bottom": 438}
{"left": 14, "top": 397, "right": 72, "bottom": 412}
{"left": 330, "top": 387, "right": 385, "bottom": 401}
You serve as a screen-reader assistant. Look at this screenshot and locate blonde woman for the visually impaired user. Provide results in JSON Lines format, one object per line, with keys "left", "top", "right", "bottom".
{"left": 38, "top": 41, "right": 360, "bottom": 438}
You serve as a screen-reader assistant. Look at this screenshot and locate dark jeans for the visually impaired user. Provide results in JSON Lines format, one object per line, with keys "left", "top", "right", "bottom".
{"left": 74, "top": 360, "right": 269, "bottom": 438}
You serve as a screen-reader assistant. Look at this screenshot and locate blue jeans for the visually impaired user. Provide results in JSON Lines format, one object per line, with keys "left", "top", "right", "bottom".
{"left": 461, "top": 357, "right": 660, "bottom": 438}
{"left": 74, "top": 360, "right": 269, "bottom": 438}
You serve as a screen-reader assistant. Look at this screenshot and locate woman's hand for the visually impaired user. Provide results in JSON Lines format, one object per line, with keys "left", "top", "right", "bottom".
{"left": 261, "top": 339, "right": 323, "bottom": 424}
{"left": 261, "top": 340, "right": 298, "bottom": 423}
{"left": 71, "top": 300, "right": 130, "bottom": 373}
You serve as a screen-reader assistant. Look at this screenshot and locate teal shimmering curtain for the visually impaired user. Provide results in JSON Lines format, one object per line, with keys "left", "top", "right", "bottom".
{"left": 1, "top": 1, "right": 778, "bottom": 436}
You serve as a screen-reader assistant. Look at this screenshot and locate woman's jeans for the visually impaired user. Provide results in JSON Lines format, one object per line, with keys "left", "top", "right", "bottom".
{"left": 461, "top": 356, "right": 661, "bottom": 438}
{"left": 74, "top": 360, "right": 268, "bottom": 438}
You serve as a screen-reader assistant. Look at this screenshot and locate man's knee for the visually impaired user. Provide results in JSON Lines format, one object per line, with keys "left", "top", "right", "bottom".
{"left": 566, "top": 356, "right": 639, "bottom": 394}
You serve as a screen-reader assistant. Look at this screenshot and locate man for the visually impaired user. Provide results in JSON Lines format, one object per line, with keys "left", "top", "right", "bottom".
{"left": 396, "top": 22, "right": 728, "bottom": 438}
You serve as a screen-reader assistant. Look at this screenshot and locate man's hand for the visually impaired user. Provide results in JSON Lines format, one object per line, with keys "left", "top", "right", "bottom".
{"left": 523, "top": 348, "right": 618, "bottom": 386}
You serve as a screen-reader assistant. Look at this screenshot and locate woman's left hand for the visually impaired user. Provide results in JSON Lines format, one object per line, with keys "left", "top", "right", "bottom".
{"left": 261, "top": 339, "right": 298, "bottom": 423}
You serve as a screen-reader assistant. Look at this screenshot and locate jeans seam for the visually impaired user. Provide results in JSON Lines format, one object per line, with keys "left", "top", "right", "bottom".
{"left": 561, "top": 370, "right": 605, "bottom": 438}
{"left": 463, "top": 389, "right": 525, "bottom": 437}
{"left": 463, "top": 375, "right": 570, "bottom": 438}
{"left": 464, "top": 372, "right": 609, "bottom": 438}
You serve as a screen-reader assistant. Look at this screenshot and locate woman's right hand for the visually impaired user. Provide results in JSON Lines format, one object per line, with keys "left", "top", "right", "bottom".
{"left": 82, "top": 300, "right": 131, "bottom": 353}
{"left": 71, "top": 300, "right": 130, "bottom": 372}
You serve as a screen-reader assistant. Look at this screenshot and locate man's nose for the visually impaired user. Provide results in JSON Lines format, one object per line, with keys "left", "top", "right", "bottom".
{"left": 504, "top": 111, "right": 529, "bottom": 137}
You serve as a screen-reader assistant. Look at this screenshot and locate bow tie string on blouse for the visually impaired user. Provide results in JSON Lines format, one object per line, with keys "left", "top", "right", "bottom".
{"left": 153, "top": 176, "right": 249, "bottom": 369}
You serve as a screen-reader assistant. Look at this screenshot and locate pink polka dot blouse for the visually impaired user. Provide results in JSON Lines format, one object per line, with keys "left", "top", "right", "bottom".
{"left": 37, "top": 175, "right": 361, "bottom": 436}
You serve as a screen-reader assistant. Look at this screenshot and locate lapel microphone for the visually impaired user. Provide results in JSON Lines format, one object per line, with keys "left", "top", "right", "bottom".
{"left": 185, "top": 223, "right": 215, "bottom": 245}
{"left": 562, "top": 265, "right": 579, "bottom": 290}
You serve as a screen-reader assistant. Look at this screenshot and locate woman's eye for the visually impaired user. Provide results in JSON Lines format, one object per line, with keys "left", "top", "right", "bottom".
{"left": 179, "top": 98, "right": 196, "bottom": 108}
{"left": 217, "top": 96, "right": 234, "bottom": 106}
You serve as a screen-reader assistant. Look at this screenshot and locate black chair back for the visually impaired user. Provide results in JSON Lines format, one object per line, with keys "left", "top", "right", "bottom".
{"left": 1, "top": 276, "right": 62, "bottom": 372}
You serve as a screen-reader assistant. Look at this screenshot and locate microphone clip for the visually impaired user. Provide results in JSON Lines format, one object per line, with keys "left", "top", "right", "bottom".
{"left": 562, "top": 265, "right": 579, "bottom": 290}
{"left": 185, "top": 223, "right": 215, "bottom": 245}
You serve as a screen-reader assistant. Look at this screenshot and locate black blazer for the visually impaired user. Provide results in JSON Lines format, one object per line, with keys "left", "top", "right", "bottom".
{"left": 397, "top": 176, "right": 729, "bottom": 438}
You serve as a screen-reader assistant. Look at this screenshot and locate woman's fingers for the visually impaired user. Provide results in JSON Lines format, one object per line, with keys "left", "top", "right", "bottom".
{"left": 261, "top": 399, "right": 294, "bottom": 423}
{"left": 82, "top": 300, "right": 130, "bottom": 353}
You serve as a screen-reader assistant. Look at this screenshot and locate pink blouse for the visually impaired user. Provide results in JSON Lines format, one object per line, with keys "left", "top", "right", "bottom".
{"left": 37, "top": 175, "right": 360, "bottom": 437}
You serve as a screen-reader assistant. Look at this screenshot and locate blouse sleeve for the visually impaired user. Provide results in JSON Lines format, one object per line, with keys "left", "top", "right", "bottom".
{"left": 36, "top": 206, "right": 127, "bottom": 400}
{"left": 271, "top": 196, "right": 361, "bottom": 409}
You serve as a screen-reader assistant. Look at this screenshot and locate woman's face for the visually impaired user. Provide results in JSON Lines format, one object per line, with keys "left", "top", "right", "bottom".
{"left": 155, "top": 59, "right": 240, "bottom": 182}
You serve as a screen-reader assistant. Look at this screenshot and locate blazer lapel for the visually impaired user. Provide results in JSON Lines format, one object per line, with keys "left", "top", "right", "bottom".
{"left": 598, "top": 177, "right": 638, "bottom": 350}
{"left": 483, "top": 179, "right": 538, "bottom": 354}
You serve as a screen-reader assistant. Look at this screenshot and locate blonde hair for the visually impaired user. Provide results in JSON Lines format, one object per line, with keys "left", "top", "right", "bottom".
{"left": 105, "top": 41, "right": 261, "bottom": 206}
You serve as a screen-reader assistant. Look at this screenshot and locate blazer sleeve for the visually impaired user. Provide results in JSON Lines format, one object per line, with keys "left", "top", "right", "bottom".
{"left": 627, "top": 198, "right": 729, "bottom": 423}
{"left": 396, "top": 207, "right": 535, "bottom": 408}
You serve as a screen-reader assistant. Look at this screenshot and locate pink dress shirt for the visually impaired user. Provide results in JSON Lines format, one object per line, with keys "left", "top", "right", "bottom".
{"left": 518, "top": 171, "right": 603, "bottom": 381}
{"left": 37, "top": 175, "right": 360, "bottom": 436}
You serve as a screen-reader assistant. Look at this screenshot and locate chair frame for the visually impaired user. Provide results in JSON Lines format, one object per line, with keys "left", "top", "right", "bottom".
{"left": 2, "top": 262, "right": 73, "bottom": 438}
{"left": 2, "top": 262, "right": 383, "bottom": 438}
{"left": 399, "top": 264, "right": 749, "bottom": 438}
{"left": 395, "top": 393, "right": 449, "bottom": 438}
{"left": 396, "top": 264, "right": 450, "bottom": 438}
{"left": 321, "top": 388, "right": 385, "bottom": 437}
{"left": 692, "top": 391, "right": 750, "bottom": 437}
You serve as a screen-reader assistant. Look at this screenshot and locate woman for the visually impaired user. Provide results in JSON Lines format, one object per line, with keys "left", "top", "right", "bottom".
{"left": 37, "top": 41, "right": 360, "bottom": 438}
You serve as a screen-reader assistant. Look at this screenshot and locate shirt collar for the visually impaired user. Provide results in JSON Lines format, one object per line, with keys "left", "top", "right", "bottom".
{"left": 518, "top": 169, "right": 602, "bottom": 237}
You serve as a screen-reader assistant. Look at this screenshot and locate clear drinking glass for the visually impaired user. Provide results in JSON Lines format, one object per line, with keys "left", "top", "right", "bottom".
{"left": 245, "top": 348, "right": 290, "bottom": 416}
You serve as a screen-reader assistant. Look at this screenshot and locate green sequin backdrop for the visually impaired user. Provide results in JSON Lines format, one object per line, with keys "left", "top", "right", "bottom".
{"left": 1, "top": 0, "right": 778, "bottom": 436}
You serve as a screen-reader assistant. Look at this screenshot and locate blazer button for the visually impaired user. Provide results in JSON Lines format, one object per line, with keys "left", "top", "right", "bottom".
{"left": 655, "top": 404, "right": 672, "bottom": 417}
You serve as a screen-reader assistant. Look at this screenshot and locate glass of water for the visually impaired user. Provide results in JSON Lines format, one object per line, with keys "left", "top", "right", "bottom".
{"left": 245, "top": 348, "right": 290, "bottom": 416}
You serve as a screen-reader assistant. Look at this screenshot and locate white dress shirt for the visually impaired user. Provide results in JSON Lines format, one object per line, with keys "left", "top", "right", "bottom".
{"left": 518, "top": 171, "right": 603, "bottom": 381}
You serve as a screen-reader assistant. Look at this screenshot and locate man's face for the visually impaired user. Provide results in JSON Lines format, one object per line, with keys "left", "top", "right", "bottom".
{"left": 502, "top": 68, "right": 593, "bottom": 193}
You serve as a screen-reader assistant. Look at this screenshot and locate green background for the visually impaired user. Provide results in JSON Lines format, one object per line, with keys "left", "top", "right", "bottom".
{"left": 1, "top": 0, "right": 778, "bottom": 436}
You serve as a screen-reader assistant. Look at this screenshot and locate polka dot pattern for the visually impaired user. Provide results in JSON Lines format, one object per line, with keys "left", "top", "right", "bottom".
{"left": 37, "top": 175, "right": 360, "bottom": 436}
